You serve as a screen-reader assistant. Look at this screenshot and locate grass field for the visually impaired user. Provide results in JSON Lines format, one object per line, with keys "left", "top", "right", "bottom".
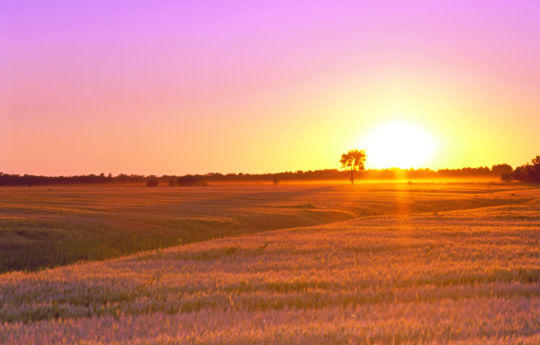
{"left": 0, "top": 180, "right": 530, "bottom": 272}
{"left": 0, "top": 183, "right": 357, "bottom": 272}
{"left": 0, "top": 181, "right": 539, "bottom": 344}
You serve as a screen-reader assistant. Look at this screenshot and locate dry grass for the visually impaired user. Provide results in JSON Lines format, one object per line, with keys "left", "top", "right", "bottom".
{"left": 0, "top": 181, "right": 533, "bottom": 272}
{"left": 0, "top": 184, "right": 356, "bottom": 271}
{"left": 0, "top": 181, "right": 539, "bottom": 344}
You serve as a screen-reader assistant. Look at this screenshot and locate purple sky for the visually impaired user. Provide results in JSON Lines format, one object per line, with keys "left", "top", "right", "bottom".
{"left": 1, "top": 1, "right": 539, "bottom": 175}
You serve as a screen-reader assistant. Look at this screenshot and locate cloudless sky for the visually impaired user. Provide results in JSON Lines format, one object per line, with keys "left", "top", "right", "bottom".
{"left": 1, "top": 0, "right": 539, "bottom": 175}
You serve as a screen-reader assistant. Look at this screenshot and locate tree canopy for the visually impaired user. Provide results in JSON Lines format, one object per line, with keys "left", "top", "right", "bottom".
{"left": 505, "top": 155, "right": 540, "bottom": 183}
{"left": 340, "top": 149, "right": 367, "bottom": 184}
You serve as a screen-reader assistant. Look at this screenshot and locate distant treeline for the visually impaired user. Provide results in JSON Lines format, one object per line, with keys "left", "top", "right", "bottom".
{"left": 502, "top": 155, "right": 540, "bottom": 183}
{"left": 0, "top": 163, "right": 528, "bottom": 186}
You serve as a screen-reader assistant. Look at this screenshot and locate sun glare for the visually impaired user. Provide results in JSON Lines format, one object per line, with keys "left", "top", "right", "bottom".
{"left": 360, "top": 121, "right": 437, "bottom": 169}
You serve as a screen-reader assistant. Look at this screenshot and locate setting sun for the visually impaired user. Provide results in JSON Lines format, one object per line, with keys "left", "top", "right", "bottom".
{"left": 360, "top": 121, "right": 438, "bottom": 169}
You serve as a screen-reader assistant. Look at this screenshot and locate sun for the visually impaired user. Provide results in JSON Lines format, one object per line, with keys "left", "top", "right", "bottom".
{"left": 360, "top": 121, "right": 437, "bottom": 169}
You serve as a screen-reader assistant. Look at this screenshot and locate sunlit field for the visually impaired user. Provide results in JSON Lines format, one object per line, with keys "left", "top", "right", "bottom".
{"left": 0, "top": 181, "right": 539, "bottom": 344}
{"left": 0, "top": 180, "right": 507, "bottom": 272}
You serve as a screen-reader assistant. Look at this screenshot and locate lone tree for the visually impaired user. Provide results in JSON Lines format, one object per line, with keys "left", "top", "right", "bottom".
{"left": 340, "top": 149, "right": 366, "bottom": 184}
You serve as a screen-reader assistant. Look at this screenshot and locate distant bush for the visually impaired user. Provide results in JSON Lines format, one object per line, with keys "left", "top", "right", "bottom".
{"left": 492, "top": 164, "right": 512, "bottom": 177}
{"left": 176, "top": 175, "right": 207, "bottom": 186}
{"left": 501, "top": 173, "right": 512, "bottom": 182}
{"left": 168, "top": 178, "right": 176, "bottom": 187}
{"left": 146, "top": 177, "right": 159, "bottom": 187}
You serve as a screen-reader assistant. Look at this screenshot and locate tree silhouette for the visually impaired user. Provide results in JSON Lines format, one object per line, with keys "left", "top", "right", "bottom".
{"left": 528, "top": 155, "right": 540, "bottom": 182}
{"left": 505, "top": 155, "right": 540, "bottom": 183}
{"left": 340, "top": 149, "right": 366, "bottom": 184}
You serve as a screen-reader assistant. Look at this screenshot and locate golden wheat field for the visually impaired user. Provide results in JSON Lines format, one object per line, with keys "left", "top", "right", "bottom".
{"left": 0, "top": 182, "right": 539, "bottom": 344}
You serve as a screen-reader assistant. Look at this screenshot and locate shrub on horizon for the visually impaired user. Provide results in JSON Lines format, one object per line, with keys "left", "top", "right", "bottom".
{"left": 176, "top": 175, "right": 207, "bottom": 186}
{"left": 146, "top": 177, "right": 159, "bottom": 187}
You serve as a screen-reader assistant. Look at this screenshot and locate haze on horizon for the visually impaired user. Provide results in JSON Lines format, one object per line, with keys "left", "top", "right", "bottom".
{"left": 1, "top": 0, "right": 539, "bottom": 176}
